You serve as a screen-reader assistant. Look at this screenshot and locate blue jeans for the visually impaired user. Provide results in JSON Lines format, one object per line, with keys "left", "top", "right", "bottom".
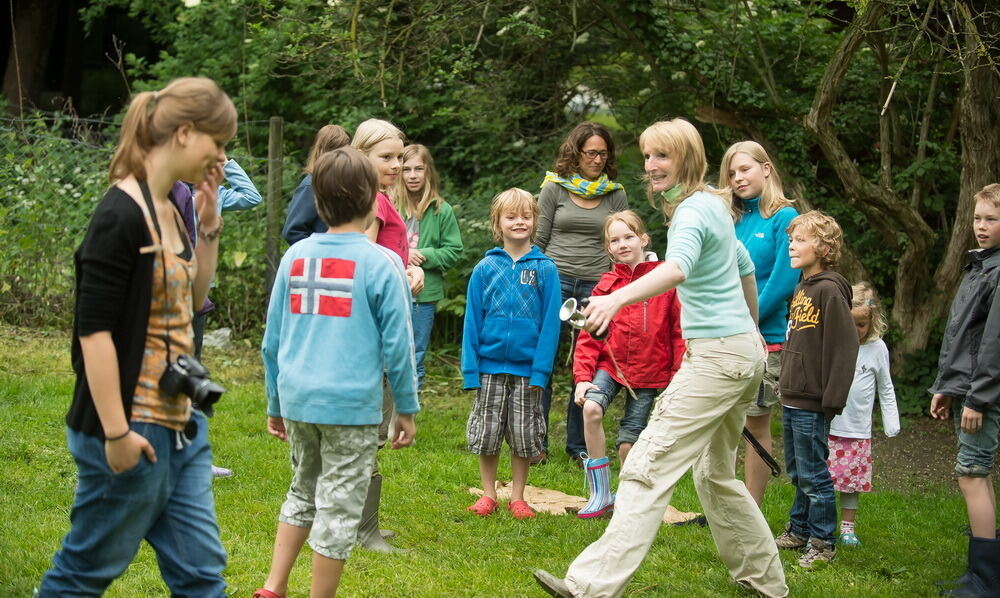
{"left": 39, "top": 410, "right": 227, "bottom": 597}
{"left": 584, "top": 369, "right": 660, "bottom": 447}
{"left": 411, "top": 301, "right": 436, "bottom": 389}
{"left": 782, "top": 407, "right": 836, "bottom": 544}
{"left": 541, "top": 274, "right": 596, "bottom": 456}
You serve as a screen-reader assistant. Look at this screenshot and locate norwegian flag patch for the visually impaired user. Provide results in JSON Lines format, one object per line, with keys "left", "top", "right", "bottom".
{"left": 289, "top": 257, "right": 355, "bottom": 317}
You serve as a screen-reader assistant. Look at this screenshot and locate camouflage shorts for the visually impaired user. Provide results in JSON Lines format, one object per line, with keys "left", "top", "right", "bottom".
{"left": 280, "top": 420, "right": 378, "bottom": 560}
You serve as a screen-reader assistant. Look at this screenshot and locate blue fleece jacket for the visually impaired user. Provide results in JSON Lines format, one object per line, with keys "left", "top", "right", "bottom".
{"left": 734, "top": 197, "right": 799, "bottom": 343}
{"left": 262, "top": 232, "right": 419, "bottom": 425}
{"left": 461, "top": 246, "right": 562, "bottom": 389}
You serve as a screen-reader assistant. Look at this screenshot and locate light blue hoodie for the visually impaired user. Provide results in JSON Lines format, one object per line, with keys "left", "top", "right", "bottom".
{"left": 262, "top": 232, "right": 419, "bottom": 425}
{"left": 461, "top": 246, "right": 562, "bottom": 389}
{"left": 665, "top": 190, "right": 757, "bottom": 339}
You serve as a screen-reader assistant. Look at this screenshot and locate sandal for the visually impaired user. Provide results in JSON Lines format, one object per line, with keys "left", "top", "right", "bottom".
{"left": 252, "top": 589, "right": 285, "bottom": 598}
{"left": 507, "top": 499, "right": 536, "bottom": 519}
{"left": 467, "top": 495, "right": 498, "bottom": 516}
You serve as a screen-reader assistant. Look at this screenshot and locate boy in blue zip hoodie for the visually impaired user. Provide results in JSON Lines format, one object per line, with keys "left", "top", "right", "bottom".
{"left": 462, "top": 188, "right": 561, "bottom": 519}
{"left": 257, "top": 147, "right": 418, "bottom": 598}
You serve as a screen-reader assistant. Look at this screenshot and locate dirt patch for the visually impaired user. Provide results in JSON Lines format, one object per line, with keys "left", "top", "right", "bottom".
{"left": 869, "top": 416, "right": 1000, "bottom": 492}
{"left": 761, "top": 416, "right": 998, "bottom": 493}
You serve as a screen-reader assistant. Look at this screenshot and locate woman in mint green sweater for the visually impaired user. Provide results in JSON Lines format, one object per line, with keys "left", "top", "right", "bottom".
{"left": 394, "top": 144, "right": 464, "bottom": 388}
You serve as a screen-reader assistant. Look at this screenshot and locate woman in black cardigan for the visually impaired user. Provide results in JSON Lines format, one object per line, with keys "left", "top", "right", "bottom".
{"left": 40, "top": 77, "right": 237, "bottom": 596}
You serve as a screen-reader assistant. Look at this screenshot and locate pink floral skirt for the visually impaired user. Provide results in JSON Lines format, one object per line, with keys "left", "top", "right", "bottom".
{"left": 827, "top": 435, "right": 873, "bottom": 493}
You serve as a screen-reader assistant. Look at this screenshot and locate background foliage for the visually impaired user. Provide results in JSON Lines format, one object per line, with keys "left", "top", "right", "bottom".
{"left": 3, "top": 0, "right": 999, "bottom": 414}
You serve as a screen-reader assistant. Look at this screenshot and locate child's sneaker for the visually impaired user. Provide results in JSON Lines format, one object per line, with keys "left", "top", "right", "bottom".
{"left": 839, "top": 532, "right": 861, "bottom": 547}
{"left": 775, "top": 525, "right": 808, "bottom": 550}
{"left": 798, "top": 538, "right": 836, "bottom": 568}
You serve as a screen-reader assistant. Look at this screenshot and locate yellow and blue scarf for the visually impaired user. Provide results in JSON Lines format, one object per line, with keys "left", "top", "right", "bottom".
{"left": 541, "top": 171, "right": 624, "bottom": 199}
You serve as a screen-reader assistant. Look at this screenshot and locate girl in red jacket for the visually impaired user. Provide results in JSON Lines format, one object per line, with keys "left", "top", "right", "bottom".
{"left": 573, "top": 210, "right": 684, "bottom": 518}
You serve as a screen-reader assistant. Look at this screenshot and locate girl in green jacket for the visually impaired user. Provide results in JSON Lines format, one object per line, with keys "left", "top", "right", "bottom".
{"left": 395, "top": 144, "right": 464, "bottom": 388}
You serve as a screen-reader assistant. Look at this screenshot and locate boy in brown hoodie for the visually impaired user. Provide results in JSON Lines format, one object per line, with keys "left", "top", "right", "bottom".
{"left": 774, "top": 210, "right": 858, "bottom": 568}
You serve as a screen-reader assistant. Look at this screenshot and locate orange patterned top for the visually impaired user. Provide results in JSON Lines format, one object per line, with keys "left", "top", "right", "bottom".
{"left": 131, "top": 245, "right": 196, "bottom": 431}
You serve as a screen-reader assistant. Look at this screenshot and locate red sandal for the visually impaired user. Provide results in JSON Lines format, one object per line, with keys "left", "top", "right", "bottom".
{"left": 467, "top": 495, "right": 498, "bottom": 516}
{"left": 507, "top": 499, "right": 536, "bottom": 520}
{"left": 252, "top": 589, "right": 285, "bottom": 598}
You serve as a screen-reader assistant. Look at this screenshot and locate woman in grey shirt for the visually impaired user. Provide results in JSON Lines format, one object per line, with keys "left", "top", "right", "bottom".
{"left": 536, "top": 121, "right": 628, "bottom": 465}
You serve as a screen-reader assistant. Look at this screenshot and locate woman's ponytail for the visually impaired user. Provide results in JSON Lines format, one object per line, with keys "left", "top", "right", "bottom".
{"left": 107, "top": 78, "right": 237, "bottom": 183}
{"left": 109, "top": 90, "right": 156, "bottom": 182}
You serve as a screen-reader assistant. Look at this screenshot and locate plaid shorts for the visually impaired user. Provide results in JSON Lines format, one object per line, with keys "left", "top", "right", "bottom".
{"left": 280, "top": 420, "right": 378, "bottom": 560}
{"left": 467, "top": 373, "right": 545, "bottom": 458}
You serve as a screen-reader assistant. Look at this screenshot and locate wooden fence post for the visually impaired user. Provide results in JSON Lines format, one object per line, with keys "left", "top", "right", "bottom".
{"left": 265, "top": 116, "right": 283, "bottom": 294}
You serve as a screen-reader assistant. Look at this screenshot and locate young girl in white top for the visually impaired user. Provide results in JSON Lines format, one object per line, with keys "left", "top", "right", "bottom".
{"left": 826, "top": 281, "right": 900, "bottom": 547}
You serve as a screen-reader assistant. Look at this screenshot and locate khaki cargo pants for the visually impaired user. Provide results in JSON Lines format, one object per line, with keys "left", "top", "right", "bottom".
{"left": 565, "top": 332, "right": 788, "bottom": 598}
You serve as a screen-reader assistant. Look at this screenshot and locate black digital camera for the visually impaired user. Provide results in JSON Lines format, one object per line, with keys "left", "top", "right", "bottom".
{"left": 160, "top": 354, "right": 226, "bottom": 416}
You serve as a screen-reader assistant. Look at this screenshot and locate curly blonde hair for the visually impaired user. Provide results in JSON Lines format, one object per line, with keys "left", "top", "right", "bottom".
{"left": 851, "top": 281, "right": 887, "bottom": 343}
{"left": 786, "top": 210, "right": 843, "bottom": 269}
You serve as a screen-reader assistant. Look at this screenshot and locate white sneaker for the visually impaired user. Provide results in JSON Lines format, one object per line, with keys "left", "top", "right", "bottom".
{"left": 211, "top": 465, "right": 233, "bottom": 478}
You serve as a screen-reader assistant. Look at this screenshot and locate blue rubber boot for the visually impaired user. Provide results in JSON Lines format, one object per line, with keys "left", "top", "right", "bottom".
{"left": 578, "top": 456, "right": 614, "bottom": 519}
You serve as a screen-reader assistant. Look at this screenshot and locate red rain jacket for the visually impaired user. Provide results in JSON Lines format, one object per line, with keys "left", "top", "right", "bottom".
{"left": 573, "top": 261, "right": 685, "bottom": 388}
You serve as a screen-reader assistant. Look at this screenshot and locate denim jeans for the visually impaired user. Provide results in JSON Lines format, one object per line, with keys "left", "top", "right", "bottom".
{"left": 584, "top": 369, "right": 660, "bottom": 447}
{"left": 411, "top": 301, "right": 436, "bottom": 389}
{"left": 540, "top": 274, "right": 596, "bottom": 456}
{"left": 951, "top": 399, "right": 1000, "bottom": 477}
{"left": 782, "top": 406, "right": 836, "bottom": 544}
{"left": 39, "top": 410, "right": 227, "bottom": 597}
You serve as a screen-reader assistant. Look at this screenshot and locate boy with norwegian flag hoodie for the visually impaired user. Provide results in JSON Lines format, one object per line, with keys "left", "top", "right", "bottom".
{"left": 572, "top": 211, "right": 685, "bottom": 518}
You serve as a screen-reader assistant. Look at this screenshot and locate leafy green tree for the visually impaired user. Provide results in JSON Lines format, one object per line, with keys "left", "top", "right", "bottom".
{"left": 79, "top": 0, "right": 999, "bottom": 382}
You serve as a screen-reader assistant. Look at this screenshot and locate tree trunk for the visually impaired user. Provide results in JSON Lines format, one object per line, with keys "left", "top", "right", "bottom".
{"left": 2, "top": 0, "right": 55, "bottom": 115}
{"left": 910, "top": 1, "right": 1000, "bottom": 354}
{"left": 801, "top": 1, "right": 940, "bottom": 359}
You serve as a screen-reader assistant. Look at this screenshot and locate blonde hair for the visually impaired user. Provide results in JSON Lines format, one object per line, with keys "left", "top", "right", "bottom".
{"left": 718, "top": 141, "right": 795, "bottom": 220}
{"left": 109, "top": 77, "right": 236, "bottom": 182}
{"left": 638, "top": 118, "right": 729, "bottom": 220}
{"left": 489, "top": 188, "right": 538, "bottom": 243}
{"left": 974, "top": 183, "right": 1000, "bottom": 208}
{"left": 305, "top": 124, "right": 351, "bottom": 174}
{"left": 351, "top": 118, "right": 405, "bottom": 155}
{"left": 786, "top": 210, "right": 844, "bottom": 269}
{"left": 851, "top": 281, "right": 887, "bottom": 343}
{"left": 395, "top": 144, "right": 443, "bottom": 220}
{"left": 603, "top": 210, "right": 649, "bottom": 251}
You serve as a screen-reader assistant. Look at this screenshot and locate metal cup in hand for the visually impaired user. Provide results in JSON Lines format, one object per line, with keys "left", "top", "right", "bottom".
{"left": 559, "top": 298, "right": 607, "bottom": 340}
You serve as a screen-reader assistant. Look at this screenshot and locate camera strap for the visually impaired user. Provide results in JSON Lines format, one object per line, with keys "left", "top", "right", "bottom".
{"left": 135, "top": 180, "right": 191, "bottom": 366}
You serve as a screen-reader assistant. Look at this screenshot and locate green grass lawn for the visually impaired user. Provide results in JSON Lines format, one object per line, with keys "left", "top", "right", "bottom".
{"left": 0, "top": 324, "right": 974, "bottom": 597}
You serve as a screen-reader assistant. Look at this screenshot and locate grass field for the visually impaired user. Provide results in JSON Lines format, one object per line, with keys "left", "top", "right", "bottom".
{"left": 0, "top": 324, "right": 978, "bottom": 597}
